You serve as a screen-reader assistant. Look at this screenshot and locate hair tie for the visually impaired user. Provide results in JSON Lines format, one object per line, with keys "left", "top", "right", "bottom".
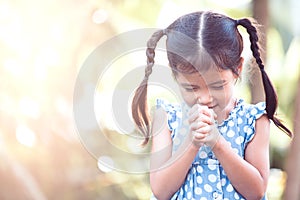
{"left": 162, "top": 29, "right": 167, "bottom": 35}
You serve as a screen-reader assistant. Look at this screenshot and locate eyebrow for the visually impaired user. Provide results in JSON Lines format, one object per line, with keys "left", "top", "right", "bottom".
{"left": 208, "top": 80, "right": 227, "bottom": 86}
{"left": 179, "top": 80, "right": 226, "bottom": 87}
{"left": 180, "top": 83, "right": 199, "bottom": 88}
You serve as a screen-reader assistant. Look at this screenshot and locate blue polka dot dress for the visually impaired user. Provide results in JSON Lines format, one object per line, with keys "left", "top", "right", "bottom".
{"left": 152, "top": 98, "right": 267, "bottom": 200}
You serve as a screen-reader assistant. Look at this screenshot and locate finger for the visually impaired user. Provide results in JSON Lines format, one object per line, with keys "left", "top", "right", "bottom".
{"left": 188, "top": 104, "right": 210, "bottom": 117}
{"left": 188, "top": 106, "right": 214, "bottom": 124}
{"left": 189, "top": 121, "right": 207, "bottom": 131}
{"left": 196, "top": 125, "right": 213, "bottom": 134}
{"left": 189, "top": 113, "right": 214, "bottom": 125}
{"left": 193, "top": 131, "right": 206, "bottom": 140}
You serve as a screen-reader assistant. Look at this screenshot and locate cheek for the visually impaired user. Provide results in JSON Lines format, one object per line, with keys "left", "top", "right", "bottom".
{"left": 213, "top": 86, "right": 234, "bottom": 106}
{"left": 179, "top": 90, "right": 197, "bottom": 107}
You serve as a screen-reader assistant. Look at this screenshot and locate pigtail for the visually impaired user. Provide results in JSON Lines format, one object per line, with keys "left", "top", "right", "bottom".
{"left": 236, "top": 18, "right": 292, "bottom": 137}
{"left": 131, "top": 29, "right": 165, "bottom": 145}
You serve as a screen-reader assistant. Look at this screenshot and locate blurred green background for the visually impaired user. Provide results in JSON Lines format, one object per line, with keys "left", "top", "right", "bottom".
{"left": 0, "top": 0, "right": 299, "bottom": 199}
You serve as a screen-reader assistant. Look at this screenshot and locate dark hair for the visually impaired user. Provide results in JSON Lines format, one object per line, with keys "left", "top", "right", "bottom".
{"left": 131, "top": 11, "right": 292, "bottom": 145}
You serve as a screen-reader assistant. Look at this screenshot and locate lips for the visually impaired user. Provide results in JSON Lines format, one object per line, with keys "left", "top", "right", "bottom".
{"left": 208, "top": 105, "right": 217, "bottom": 109}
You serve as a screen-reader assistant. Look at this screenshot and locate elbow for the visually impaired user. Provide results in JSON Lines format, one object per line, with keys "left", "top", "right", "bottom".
{"left": 249, "top": 193, "right": 265, "bottom": 200}
{"left": 248, "top": 192, "right": 265, "bottom": 200}
{"left": 150, "top": 176, "right": 174, "bottom": 200}
{"left": 244, "top": 185, "right": 266, "bottom": 200}
{"left": 242, "top": 190, "right": 264, "bottom": 200}
{"left": 150, "top": 183, "right": 171, "bottom": 200}
{"left": 151, "top": 188, "right": 166, "bottom": 200}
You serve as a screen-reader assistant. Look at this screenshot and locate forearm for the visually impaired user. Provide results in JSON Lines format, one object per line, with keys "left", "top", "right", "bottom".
{"left": 150, "top": 141, "right": 199, "bottom": 200}
{"left": 213, "top": 137, "right": 268, "bottom": 200}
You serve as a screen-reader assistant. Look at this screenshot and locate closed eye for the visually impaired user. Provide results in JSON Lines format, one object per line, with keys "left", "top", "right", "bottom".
{"left": 183, "top": 87, "right": 198, "bottom": 92}
{"left": 209, "top": 85, "right": 224, "bottom": 90}
{"left": 208, "top": 80, "right": 227, "bottom": 90}
{"left": 180, "top": 83, "right": 200, "bottom": 92}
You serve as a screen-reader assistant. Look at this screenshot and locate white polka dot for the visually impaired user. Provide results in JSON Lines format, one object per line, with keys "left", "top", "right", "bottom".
{"left": 243, "top": 125, "right": 249, "bottom": 132}
{"left": 222, "top": 170, "right": 227, "bottom": 176}
{"left": 251, "top": 108, "right": 258, "bottom": 115}
{"left": 192, "top": 167, "right": 196, "bottom": 174}
{"left": 234, "top": 192, "right": 240, "bottom": 199}
{"left": 199, "top": 151, "right": 208, "bottom": 159}
{"left": 221, "top": 178, "right": 227, "bottom": 186}
{"left": 204, "top": 184, "right": 213, "bottom": 192}
{"left": 237, "top": 117, "right": 243, "bottom": 124}
{"left": 220, "top": 126, "right": 228, "bottom": 134}
{"left": 208, "top": 174, "right": 217, "bottom": 182}
{"left": 248, "top": 130, "right": 254, "bottom": 136}
{"left": 232, "top": 148, "right": 239, "bottom": 154}
{"left": 228, "top": 121, "right": 234, "bottom": 127}
{"left": 196, "top": 175, "right": 203, "bottom": 184}
{"left": 197, "top": 166, "right": 203, "bottom": 173}
{"left": 224, "top": 198, "right": 229, "bottom": 200}
{"left": 187, "top": 174, "right": 191, "bottom": 181}
{"left": 216, "top": 182, "right": 222, "bottom": 190}
{"left": 183, "top": 119, "right": 189, "bottom": 125}
{"left": 200, "top": 197, "right": 207, "bottom": 200}
{"left": 170, "top": 121, "right": 178, "bottom": 129}
{"left": 208, "top": 159, "right": 216, "bottom": 165}
{"left": 248, "top": 117, "right": 253, "bottom": 124}
{"left": 178, "top": 189, "right": 183, "bottom": 196}
{"left": 235, "top": 136, "right": 244, "bottom": 145}
{"left": 227, "top": 130, "right": 235, "bottom": 137}
{"left": 189, "top": 179, "right": 193, "bottom": 187}
{"left": 208, "top": 164, "right": 217, "bottom": 171}
{"left": 238, "top": 110, "right": 244, "bottom": 116}
{"left": 207, "top": 159, "right": 217, "bottom": 170}
{"left": 195, "top": 187, "right": 202, "bottom": 195}
{"left": 185, "top": 184, "right": 188, "bottom": 192}
{"left": 179, "top": 128, "right": 187, "bottom": 135}
{"left": 258, "top": 103, "right": 265, "bottom": 110}
{"left": 173, "top": 137, "right": 181, "bottom": 146}
{"left": 226, "top": 184, "right": 234, "bottom": 192}
{"left": 187, "top": 191, "right": 192, "bottom": 199}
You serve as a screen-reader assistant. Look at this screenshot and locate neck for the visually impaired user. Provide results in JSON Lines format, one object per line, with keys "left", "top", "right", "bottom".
{"left": 217, "top": 97, "right": 237, "bottom": 124}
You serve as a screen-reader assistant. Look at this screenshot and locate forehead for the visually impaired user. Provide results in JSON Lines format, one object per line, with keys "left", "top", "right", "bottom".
{"left": 170, "top": 45, "right": 217, "bottom": 74}
{"left": 176, "top": 68, "right": 234, "bottom": 84}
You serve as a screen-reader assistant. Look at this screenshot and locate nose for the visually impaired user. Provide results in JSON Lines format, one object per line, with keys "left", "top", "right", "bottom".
{"left": 196, "top": 89, "right": 213, "bottom": 105}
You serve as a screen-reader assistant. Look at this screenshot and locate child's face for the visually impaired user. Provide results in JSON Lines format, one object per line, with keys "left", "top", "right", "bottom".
{"left": 175, "top": 68, "right": 239, "bottom": 120}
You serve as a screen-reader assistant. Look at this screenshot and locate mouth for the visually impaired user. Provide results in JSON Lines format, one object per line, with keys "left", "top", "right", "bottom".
{"left": 208, "top": 105, "right": 217, "bottom": 110}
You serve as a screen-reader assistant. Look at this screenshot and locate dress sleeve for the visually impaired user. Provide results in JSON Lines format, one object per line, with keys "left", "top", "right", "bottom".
{"left": 244, "top": 102, "right": 266, "bottom": 144}
{"left": 156, "top": 99, "right": 182, "bottom": 139}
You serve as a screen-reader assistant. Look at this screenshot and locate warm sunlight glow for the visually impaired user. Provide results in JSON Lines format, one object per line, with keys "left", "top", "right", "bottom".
{"left": 19, "top": 97, "right": 40, "bottom": 119}
{"left": 97, "top": 156, "right": 114, "bottom": 173}
{"left": 92, "top": 9, "right": 108, "bottom": 24}
{"left": 16, "top": 124, "right": 36, "bottom": 147}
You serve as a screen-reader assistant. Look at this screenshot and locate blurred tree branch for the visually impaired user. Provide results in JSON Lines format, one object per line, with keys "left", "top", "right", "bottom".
{"left": 283, "top": 72, "right": 300, "bottom": 200}
{"left": 248, "top": 0, "right": 268, "bottom": 103}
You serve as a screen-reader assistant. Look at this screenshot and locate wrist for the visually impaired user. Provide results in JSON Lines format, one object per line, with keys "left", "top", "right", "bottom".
{"left": 210, "top": 134, "right": 223, "bottom": 151}
{"left": 190, "top": 142, "right": 202, "bottom": 152}
{"left": 210, "top": 133, "right": 221, "bottom": 150}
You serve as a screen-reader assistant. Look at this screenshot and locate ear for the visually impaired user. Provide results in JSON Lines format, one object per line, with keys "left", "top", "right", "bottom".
{"left": 234, "top": 57, "right": 244, "bottom": 78}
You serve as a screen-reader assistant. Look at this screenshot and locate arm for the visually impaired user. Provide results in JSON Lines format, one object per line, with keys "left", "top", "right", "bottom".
{"left": 213, "top": 115, "right": 270, "bottom": 200}
{"left": 150, "top": 108, "right": 199, "bottom": 200}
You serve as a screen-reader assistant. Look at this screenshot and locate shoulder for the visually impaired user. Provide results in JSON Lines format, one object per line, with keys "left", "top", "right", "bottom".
{"left": 155, "top": 99, "right": 182, "bottom": 132}
{"left": 235, "top": 100, "right": 266, "bottom": 126}
{"left": 237, "top": 100, "right": 266, "bottom": 117}
{"left": 220, "top": 99, "right": 267, "bottom": 146}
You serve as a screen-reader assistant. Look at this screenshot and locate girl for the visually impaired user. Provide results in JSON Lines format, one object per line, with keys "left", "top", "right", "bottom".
{"left": 131, "top": 11, "right": 292, "bottom": 200}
